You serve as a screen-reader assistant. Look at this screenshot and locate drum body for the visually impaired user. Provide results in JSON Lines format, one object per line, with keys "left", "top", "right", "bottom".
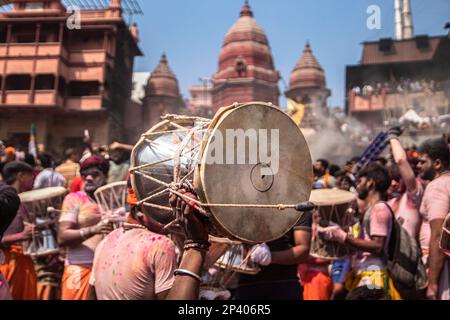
{"left": 19, "top": 187, "right": 67, "bottom": 258}
{"left": 440, "top": 214, "right": 450, "bottom": 258}
{"left": 309, "top": 189, "right": 357, "bottom": 260}
{"left": 131, "top": 102, "right": 313, "bottom": 244}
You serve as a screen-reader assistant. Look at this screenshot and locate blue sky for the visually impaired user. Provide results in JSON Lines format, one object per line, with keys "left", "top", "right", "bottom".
{"left": 131, "top": 0, "right": 449, "bottom": 108}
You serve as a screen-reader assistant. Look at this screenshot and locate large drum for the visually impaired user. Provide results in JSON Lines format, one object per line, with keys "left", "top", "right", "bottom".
{"left": 19, "top": 187, "right": 67, "bottom": 258}
{"left": 440, "top": 213, "right": 450, "bottom": 258}
{"left": 20, "top": 187, "right": 67, "bottom": 300}
{"left": 309, "top": 189, "right": 357, "bottom": 260}
{"left": 201, "top": 239, "right": 260, "bottom": 300}
{"left": 94, "top": 181, "right": 128, "bottom": 228}
{"left": 130, "top": 102, "right": 313, "bottom": 244}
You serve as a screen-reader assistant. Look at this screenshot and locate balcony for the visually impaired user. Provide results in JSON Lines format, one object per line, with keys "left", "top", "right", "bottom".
{"left": 3, "top": 91, "right": 30, "bottom": 105}
{"left": 0, "top": 43, "right": 63, "bottom": 58}
{"left": 69, "top": 50, "right": 107, "bottom": 64}
{"left": 348, "top": 90, "right": 449, "bottom": 113}
{"left": 34, "top": 90, "right": 57, "bottom": 105}
{"left": 1, "top": 90, "right": 61, "bottom": 107}
{"left": 67, "top": 67, "right": 105, "bottom": 81}
{"left": 66, "top": 96, "right": 103, "bottom": 111}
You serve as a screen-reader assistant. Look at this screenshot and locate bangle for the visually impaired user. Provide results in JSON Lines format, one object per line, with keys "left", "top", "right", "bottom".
{"left": 174, "top": 269, "right": 202, "bottom": 282}
{"left": 80, "top": 228, "right": 88, "bottom": 240}
{"left": 184, "top": 240, "right": 211, "bottom": 252}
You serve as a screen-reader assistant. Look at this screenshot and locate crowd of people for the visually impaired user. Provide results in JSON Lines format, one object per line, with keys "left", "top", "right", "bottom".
{"left": 351, "top": 78, "right": 445, "bottom": 97}
{"left": 0, "top": 128, "right": 449, "bottom": 301}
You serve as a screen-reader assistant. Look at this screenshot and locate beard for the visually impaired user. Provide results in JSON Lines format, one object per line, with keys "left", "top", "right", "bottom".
{"left": 420, "top": 168, "right": 435, "bottom": 181}
{"left": 358, "top": 186, "right": 370, "bottom": 200}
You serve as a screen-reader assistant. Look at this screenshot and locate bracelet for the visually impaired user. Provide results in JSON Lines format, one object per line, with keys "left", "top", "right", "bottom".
{"left": 184, "top": 240, "right": 211, "bottom": 246}
{"left": 184, "top": 240, "right": 211, "bottom": 252}
{"left": 184, "top": 243, "right": 210, "bottom": 252}
{"left": 80, "top": 228, "right": 89, "bottom": 240}
{"left": 174, "top": 269, "right": 202, "bottom": 282}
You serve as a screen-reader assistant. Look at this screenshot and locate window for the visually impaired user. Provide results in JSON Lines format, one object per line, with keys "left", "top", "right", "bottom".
{"left": 5, "top": 75, "right": 31, "bottom": 91}
{"left": 67, "top": 81, "right": 100, "bottom": 97}
{"left": 16, "top": 34, "right": 35, "bottom": 43}
{"left": 35, "top": 74, "right": 55, "bottom": 90}
{"left": 0, "top": 26, "right": 7, "bottom": 43}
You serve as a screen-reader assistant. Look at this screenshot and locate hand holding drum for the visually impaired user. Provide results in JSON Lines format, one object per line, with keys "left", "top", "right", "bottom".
{"left": 90, "top": 219, "right": 115, "bottom": 236}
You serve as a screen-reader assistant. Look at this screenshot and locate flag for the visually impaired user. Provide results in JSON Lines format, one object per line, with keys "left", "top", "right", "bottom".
{"left": 29, "top": 123, "right": 37, "bottom": 158}
{"left": 287, "top": 99, "right": 305, "bottom": 126}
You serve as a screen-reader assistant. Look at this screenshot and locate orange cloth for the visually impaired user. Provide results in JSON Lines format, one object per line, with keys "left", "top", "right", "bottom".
{"left": 0, "top": 245, "right": 37, "bottom": 300}
{"left": 61, "top": 264, "right": 91, "bottom": 300}
{"left": 37, "top": 283, "right": 61, "bottom": 301}
{"left": 70, "top": 176, "right": 83, "bottom": 193}
{"left": 300, "top": 269, "right": 333, "bottom": 300}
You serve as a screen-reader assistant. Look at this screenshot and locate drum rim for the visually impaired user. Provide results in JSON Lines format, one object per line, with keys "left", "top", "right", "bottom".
{"left": 19, "top": 187, "right": 67, "bottom": 203}
{"left": 94, "top": 181, "right": 128, "bottom": 195}
{"left": 198, "top": 102, "right": 313, "bottom": 244}
{"left": 309, "top": 189, "right": 356, "bottom": 206}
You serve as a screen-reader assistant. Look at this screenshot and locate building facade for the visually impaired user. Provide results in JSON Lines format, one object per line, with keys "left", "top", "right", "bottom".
{"left": 0, "top": 0, "right": 142, "bottom": 155}
{"left": 346, "top": 33, "right": 450, "bottom": 132}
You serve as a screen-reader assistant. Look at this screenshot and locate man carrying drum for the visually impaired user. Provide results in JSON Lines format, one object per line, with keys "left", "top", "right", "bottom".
{"left": 88, "top": 182, "right": 212, "bottom": 300}
{"left": 58, "top": 155, "right": 114, "bottom": 300}
{"left": 0, "top": 179, "right": 21, "bottom": 300}
{"left": 319, "top": 163, "right": 402, "bottom": 300}
{"left": 0, "top": 162, "right": 38, "bottom": 300}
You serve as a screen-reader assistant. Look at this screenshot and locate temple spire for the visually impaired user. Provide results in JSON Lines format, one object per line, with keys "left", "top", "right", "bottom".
{"left": 240, "top": 1, "right": 253, "bottom": 17}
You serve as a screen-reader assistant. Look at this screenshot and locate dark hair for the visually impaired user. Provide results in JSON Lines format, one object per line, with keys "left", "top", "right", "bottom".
{"left": 24, "top": 154, "right": 36, "bottom": 167}
{"left": 346, "top": 286, "right": 390, "bottom": 300}
{"left": 358, "top": 163, "right": 391, "bottom": 198}
{"left": 65, "top": 148, "right": 76, "bottom": 159}
{"left": 317, "top": 159, "right": 330, "bottom": 170}
{"left": 1, "top": 161, "right": 33, "bottom": 185}
{"left": 329, "top": 164, "right": 341, "bottom": 177}
{"left": 418, "top": 137, "right": 450, "bottom": 168}
{"left": 38, "top": 153, "right": 54, "bottom": 169}
{"left": 375, "top": 157, "right": 387, "bottom": 166}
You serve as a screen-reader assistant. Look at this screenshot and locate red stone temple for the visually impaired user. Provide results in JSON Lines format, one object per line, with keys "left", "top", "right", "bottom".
{"left": 141, "top": 53, "right": 185, "bottom": 129}
{"left": 285, "top": 42, "right": 331, "bottom": 128}
{"left": 211, "top": 2, "right": 280, "bottom": 110}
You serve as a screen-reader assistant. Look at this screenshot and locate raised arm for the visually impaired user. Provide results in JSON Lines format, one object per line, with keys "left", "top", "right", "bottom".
{"left": 388, "top": 131, "right": 417, "bottom": 193}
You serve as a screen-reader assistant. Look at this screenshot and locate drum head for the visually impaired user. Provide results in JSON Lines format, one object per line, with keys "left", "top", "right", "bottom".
{"left": 19, "top": 187, "right": 67, "bottom": 203}
{"left": 309, "top": 189, "right": 356, "bottom": 206}
{"left": 198, "top": 102, "right": 313, "bottom": 244}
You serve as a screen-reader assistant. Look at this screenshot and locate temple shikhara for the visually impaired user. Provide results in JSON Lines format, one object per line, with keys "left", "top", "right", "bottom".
{"left": 211, "top": 3, "right": 280, "bottom": 109}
